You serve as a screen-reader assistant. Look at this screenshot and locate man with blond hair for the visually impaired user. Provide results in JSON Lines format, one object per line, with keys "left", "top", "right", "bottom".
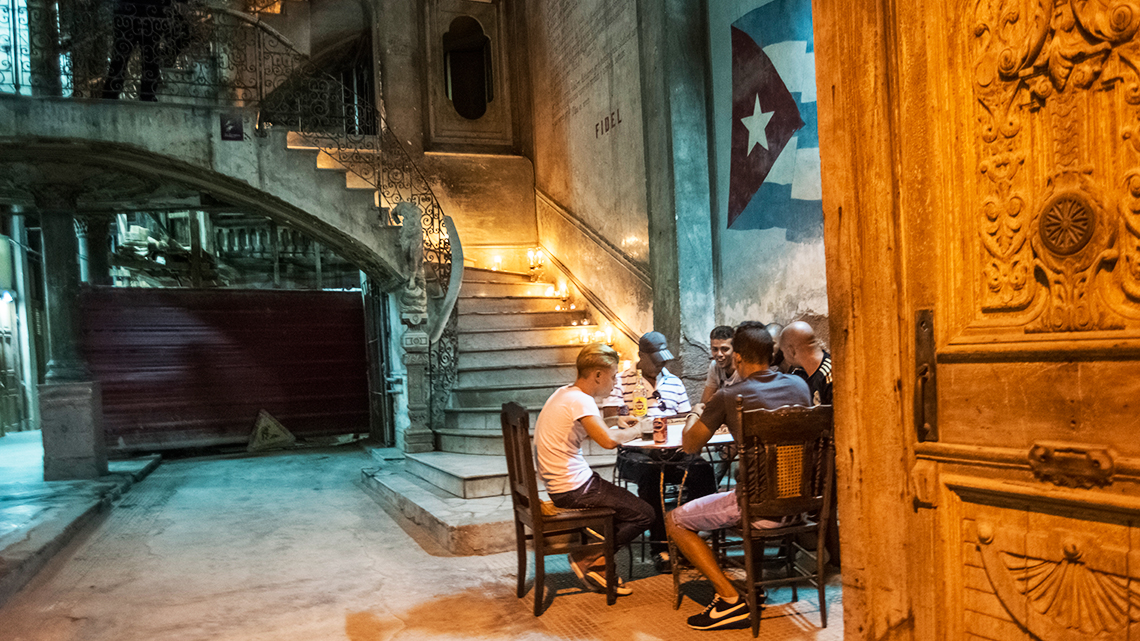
{"left": 534, "top": 343, "right": 655, "bottom": 595}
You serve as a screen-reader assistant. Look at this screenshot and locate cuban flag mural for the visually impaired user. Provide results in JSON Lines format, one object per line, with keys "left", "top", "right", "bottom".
{"left": 726, "top": 0, "right": 820, "bottom": 241}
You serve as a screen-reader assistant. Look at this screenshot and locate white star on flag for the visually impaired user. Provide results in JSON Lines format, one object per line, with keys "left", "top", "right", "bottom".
{"left": 740, "top": 94, "right": 774, "bottom": 155}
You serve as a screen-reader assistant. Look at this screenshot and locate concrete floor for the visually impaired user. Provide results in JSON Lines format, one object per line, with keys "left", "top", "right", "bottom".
{"left": 0, "top": 445, "right": 843, "bottom": 640}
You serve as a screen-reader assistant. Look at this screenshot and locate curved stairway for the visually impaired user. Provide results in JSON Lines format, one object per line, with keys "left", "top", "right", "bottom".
{"left": 440, "top": 267, "right": 605, "bottom": 455}
{"left": 392, "top": 266, "right": 617, "bottom": 513}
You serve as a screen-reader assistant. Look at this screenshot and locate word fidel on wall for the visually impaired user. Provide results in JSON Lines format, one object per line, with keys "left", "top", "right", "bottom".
{"left": 595, "top": 108, "right": 623, "bottom": 138}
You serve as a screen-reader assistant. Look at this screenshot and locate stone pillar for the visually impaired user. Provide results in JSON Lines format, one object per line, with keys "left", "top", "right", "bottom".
{"left": 400, "top": 325, "right": 433, "bottom": 453}
{"left": 395, "top": 201, "right": 433, "bottom": 453}
{"left": 36, "top": 189, "right": 107, "bottom": 479}
{"left": 636, "top": 0, "right": 717, "bottom": 396}
{"left": 75, "top": 215, "right": 113, "bottom": 286}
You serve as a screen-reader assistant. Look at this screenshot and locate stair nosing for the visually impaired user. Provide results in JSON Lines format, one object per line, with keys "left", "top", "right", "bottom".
{"left": 458, "top": 345, "right": 584, "bottom": 354}
{"left": 458, "top": 325, "right": 598, "bottom": 336}
{"left": 457, "top": 362, "right": 577, "bottom": 372}
{"left": 452, "top": 382, "right": 563, "bottom": 392}
{"left": 458, "top": 295, "right": 563, "bottom": 300}
{"left": 458, "top": 310, "right": 584, "bottom": 316}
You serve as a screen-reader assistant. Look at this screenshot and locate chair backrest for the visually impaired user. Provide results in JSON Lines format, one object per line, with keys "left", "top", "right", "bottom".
{"left": 501, "top": 401, "right": 543, "bottom": 520}
{"left": 735, "top": 400, "right": 835, "bottom": 522}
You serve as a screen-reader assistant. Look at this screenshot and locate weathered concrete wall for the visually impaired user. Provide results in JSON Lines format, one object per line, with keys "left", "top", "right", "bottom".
{"left": 420, "top": 154, "right": 536, "bottom": 248}
{"left": 707, "top": 0, "right": 828, "bottom": 332}
{"left": 374, "top": 0, "right": 537, "bottom": 258}
{"left": 525, "top": 0, "right": 653, "bottom": 336}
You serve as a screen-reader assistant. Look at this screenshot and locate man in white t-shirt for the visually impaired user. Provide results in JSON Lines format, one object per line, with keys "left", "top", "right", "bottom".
{"left": 534, "top": 342, "right": 654, "bottom": 596}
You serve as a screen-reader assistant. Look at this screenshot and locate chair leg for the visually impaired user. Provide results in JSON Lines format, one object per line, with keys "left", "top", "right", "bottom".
{"left": 515, "top": 520, "right": 527, "bottom": 599}
{"left": 785, "top": 537, "right": 798, "bottom": 602}
{"left": 817, "top": 538, "right": 828, "bottom": 627}
{"left": 669, "top": 538, "right": 682, "bottom": 610}
{"left": 604, "top": 518, "right": 616, "bottom": 606}
{"left": 534, "top": 532, "right": 546, "bottom": 616}
{"left": 743, "top": 536, "right": 759, "bottom": 638}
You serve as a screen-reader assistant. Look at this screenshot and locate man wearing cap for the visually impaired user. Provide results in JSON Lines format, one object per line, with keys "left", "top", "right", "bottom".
{"left": 601, "top": 331, "right": 718, "bottom": 572}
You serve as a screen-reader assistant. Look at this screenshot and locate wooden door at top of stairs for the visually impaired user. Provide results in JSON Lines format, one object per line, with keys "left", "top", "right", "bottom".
{"left": 816, "top": 1, "right": 1140, "bottom": 639}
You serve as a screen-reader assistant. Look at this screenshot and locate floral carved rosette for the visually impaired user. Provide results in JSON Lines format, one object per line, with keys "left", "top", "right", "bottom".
{"left": 973, "top": 0, "right": 1140, "bottom": 330}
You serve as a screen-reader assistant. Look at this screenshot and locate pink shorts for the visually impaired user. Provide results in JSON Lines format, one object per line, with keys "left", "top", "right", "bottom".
{"left": 669, "top": 490, "right": 798, "bottom": 532}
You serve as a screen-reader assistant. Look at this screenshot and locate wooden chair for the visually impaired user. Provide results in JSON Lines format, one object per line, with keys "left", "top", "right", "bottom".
{"left": 733, "top": 401, "right": 835, "bottom": 637}
{"left": 500, "top": 402, "right": 617, "bottom": 616}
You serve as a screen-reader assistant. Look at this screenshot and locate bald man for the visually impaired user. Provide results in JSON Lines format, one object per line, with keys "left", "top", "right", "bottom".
{"left": 779, "top": 321, "right": 833, "bottom": 406}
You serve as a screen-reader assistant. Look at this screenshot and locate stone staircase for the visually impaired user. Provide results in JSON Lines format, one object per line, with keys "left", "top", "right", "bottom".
{"left": 374, "top": 265, "right": 619, "bottom": 535}
{"left": 441, "top": 266, "right": 602, "bottom": 455}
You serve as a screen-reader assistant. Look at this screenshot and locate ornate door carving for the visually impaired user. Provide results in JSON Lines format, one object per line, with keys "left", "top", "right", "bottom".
{"left": 814, "top": 0, "right": 1140, "bottom": 638}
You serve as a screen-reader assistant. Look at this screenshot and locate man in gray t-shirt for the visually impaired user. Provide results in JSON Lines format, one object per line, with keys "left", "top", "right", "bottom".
{"left": 666, "top": 322, "right": 810, "bottom": 631}
{"left": 700, "top": 325, "right": 737, "bottom": 404}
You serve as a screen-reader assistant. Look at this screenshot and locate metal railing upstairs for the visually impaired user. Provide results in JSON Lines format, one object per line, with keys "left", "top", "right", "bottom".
{"left": 0, "top": 0, "right": 451, "bottom": 291}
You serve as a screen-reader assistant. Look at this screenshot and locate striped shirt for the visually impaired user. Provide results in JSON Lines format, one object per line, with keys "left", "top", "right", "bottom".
{"left": 600, "top": 367, "right": 692, "bottom": 417}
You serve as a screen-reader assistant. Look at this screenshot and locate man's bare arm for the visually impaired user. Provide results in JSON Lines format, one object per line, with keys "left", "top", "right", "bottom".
{"left": 581, "top": 414, "right": 640, "bottom": 449}
{"left": 682, "top": 417, "right": 715, "bottom": 454}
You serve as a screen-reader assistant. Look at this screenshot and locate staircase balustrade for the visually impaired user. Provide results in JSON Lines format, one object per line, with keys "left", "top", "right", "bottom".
{"left": 0, "top": 0, "right": 451, "bottom": 293}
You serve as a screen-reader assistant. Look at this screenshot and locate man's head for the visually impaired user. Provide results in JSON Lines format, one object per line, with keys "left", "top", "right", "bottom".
{"left": 636, "top": 331, "right": 674, "bottom": 378}
{"left": 709, "top": 325, "right": 735, "bottom": 372}
{"left": 779, "top": 321, "right": 820, "bottom": 370}
{"left": 732, "top": 321, "right": 775, "bottom": 368}
{"left": 575, "top": 342, "right": 619, "bottom": 395}
{"left": 765, "top": 322, "right": 785, "bottom": 367}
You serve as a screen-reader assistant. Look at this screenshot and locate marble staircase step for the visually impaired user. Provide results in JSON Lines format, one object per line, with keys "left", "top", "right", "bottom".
{"left": 458, "top": 296, "right": 565, "bottom": 314}
{"left": 436, "top": 413, "right": 611, "bottom": 456}
{"left": 449, "top": 382, "right": 559, "bottom": 408}
{"left": 461, "top": 280, "right": 556, "bottom": 298}
{"left": 456, "top": 362, "right": 576, "bottom": 387}
{"left": 404, "top": 451, "right": 616, "bottom": 499}
{"left": 457, "top": 310, "right": 589, "bottom": 331}
{"left": 462, "top": 267, "right": 532, "bottom": 283}
{"left": 457, "top": 344, "right": 583, "bottom": 368}
{"left": 458, "top": 326, "right": 598, "bottom": 351}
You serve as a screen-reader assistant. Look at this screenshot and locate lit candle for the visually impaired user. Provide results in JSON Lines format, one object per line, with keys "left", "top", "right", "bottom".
{"left": 605, "top": 327, "right": 613, "bottom": 344}
{"left": 569, "top": 304, "right": 576, "bottom": 310}
{"left": 492, "top": 256, "right": 502, "bottom": 271}
{"left": 527, "top": 249, "right": 535, "bottom": 266}
{"left": 536, "top": 250, "right": 545, "bottom": 266}
{"left": 545, "top": 286, "right": 555, "bottom": 297}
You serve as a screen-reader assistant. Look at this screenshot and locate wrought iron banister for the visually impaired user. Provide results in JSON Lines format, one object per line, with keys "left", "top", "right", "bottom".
{"left": 0, "top": 0, "right": 451, "bottom": 290}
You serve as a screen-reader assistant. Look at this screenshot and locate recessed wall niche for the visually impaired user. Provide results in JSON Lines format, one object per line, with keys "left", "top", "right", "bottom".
{"left": 425, "top": 0, "right": 513, "bottom": 151}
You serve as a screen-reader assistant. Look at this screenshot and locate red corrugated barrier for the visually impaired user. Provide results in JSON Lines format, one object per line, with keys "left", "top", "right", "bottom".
{"left": 79, "top": 288, "right": 369, "bottom": 452}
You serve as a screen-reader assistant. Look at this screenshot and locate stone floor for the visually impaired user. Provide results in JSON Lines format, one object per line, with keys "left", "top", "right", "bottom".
{"left": 0, "top": 443, "right": 843, "bottom": 640}
{"left": 0, "top": 431, "right": 160, "bottom": 608}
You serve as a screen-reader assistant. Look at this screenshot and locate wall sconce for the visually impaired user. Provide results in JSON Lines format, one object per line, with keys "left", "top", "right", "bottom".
{"left": 527, "top": 248, "right": 545, "bottom": 282}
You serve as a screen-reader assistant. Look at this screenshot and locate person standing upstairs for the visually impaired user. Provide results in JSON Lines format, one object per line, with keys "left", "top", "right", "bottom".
{"left": 534, "top": 343, "right": 654, "bottom": 595}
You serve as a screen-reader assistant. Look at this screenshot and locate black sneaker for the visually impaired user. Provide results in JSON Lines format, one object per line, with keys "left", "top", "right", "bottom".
{"left": 686, "top": 594, "right": 751, "bottom": 630}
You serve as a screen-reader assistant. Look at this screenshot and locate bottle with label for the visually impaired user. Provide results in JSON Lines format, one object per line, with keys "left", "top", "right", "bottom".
{"left": 631, "top": 369, "right": 649, "bottom": 417}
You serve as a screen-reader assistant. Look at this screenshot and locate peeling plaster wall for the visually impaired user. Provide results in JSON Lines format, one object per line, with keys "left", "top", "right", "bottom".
{"left": 707, "top": 0, "right": 829, "bottom": 338}
{"left": 526, "top": 0, "right": 653, "bottom": 338}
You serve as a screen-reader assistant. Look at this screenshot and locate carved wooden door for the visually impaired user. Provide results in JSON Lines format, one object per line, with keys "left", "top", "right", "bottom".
{"left": 815, "top": 0, "right": 1140, "bottom": 639}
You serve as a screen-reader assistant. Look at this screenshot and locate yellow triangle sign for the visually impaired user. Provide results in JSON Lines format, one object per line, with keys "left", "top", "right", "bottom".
{"left": 247, "top": 410, "right": 296, "bottom": 452}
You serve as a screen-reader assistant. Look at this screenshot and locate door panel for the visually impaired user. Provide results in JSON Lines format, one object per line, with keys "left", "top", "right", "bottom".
{"left": 814, "top": 0, "right": 1140, "bottom": 638}
{"left": 920, "top": 0, "right": 1140, "bottom": 637}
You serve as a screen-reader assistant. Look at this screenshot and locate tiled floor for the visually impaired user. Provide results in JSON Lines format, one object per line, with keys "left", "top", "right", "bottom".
{"left": 0, "top": 444, "right": 843, "bottom": 640}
